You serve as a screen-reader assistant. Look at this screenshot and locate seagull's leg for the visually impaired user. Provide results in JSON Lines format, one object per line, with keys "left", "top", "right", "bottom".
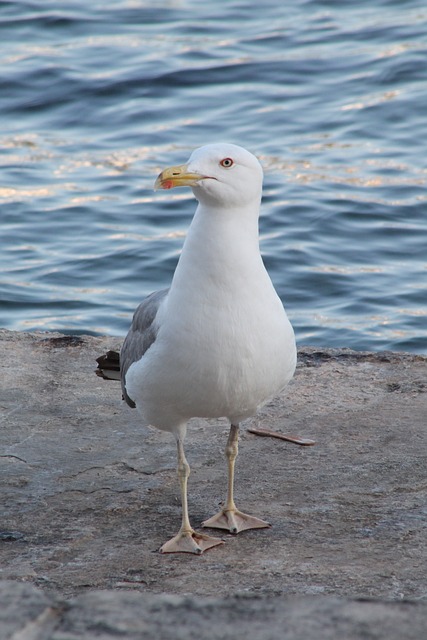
{"left": 202, "top": 423, "right": 270, "bottom": 534}
{"left": 160, "top": 430, "right": 224, "bottom": 554}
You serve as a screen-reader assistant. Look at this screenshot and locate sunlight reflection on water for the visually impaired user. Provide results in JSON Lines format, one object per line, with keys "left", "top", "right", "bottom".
{"left": 0, "top": 0, "right": 426, "bottom": 352}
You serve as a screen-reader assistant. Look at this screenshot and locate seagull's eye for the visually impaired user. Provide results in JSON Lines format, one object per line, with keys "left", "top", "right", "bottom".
{"left": 220, "top": 157, "right": 234, "bottom": 168}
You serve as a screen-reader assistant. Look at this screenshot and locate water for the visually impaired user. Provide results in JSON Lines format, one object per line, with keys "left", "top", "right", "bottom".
{"left": 1, "top": 0, "right": 426, "bottom": 353}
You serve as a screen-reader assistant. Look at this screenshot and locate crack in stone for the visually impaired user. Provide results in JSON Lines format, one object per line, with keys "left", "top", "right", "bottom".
{"left": 60, "top": 487, "right": 134, "bottom": 495}
{"left": 0, "top": 454, "right": 28, "bottom": 463}
{"left": 60, "top": 462, "right": 165, "bottom": 481}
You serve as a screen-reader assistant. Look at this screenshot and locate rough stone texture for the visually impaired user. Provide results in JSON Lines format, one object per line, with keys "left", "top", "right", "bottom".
{"left": 1, "top": 330, "right": 426, "bottom": 637}
{"left": 0, "top": 581, "right": 426, "bottom": 640}
{"left": 0, "top": 580, "right": 60, "bottom": 640}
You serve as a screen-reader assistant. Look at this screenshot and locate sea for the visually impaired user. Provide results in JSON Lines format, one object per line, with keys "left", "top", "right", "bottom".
{"left": 1, "top": 0, "right": 426, "bottom": 353}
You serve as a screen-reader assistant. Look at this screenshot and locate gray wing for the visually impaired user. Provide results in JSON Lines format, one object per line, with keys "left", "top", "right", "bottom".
{"left": 120, "top": 288, "right": 169, "bottom": 408}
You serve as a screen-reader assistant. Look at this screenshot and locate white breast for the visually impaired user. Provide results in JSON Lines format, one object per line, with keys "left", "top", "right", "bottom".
{"left": 125, "top": 202, "right": 296, "bottom": 430}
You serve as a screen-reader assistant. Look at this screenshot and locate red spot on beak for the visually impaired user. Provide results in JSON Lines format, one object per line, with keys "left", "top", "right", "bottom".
{"left": 162, "top": 179, "right": 174, "bottom": 190}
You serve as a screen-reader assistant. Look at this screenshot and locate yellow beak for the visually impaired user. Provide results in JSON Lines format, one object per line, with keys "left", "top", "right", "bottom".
{"left": 154, "top": 163, "right": 207, "bottom": 190}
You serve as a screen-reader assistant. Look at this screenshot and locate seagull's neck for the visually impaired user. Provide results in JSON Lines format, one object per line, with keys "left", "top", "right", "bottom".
{"left": 170, "top": 201, "right": 266, "bottom": 293}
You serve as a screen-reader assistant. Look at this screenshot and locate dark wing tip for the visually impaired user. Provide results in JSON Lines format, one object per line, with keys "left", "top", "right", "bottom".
{"left": 95, "top": 350, "right": 121, "bottom": 381}
{"left": 96, "top": 350, "right": 120, "bottom": 369}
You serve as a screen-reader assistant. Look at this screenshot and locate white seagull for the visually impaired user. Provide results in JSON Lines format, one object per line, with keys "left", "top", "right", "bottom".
{"left": 97, "top": 143, "right": 296, "bottom": 554}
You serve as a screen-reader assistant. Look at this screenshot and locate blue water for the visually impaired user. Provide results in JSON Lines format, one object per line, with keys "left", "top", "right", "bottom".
{"left": 1, "top": 0, "right": 426, "bottom": 353}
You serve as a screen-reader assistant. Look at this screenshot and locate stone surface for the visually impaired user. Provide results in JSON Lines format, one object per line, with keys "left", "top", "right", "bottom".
{"left": 1, "top": 581, "right": 426, "bottom": 640}
{"left": 1, "top": 330, "right": 426, "bottom": 637}
{"left": 0, "top": 580, "right": 60, "bottom": 640}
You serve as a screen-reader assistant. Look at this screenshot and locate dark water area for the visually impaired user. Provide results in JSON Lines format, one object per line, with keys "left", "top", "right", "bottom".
{"left": 1, "top": 0, "right": 426, "bottom": 353}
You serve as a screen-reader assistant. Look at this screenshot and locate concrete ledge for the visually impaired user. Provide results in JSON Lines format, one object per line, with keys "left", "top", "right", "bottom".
{"left": 1, "top": 330, "right": 426, "bottom": 636}
{"left": 1, "top": 580, "right": 427, "bottom": 640}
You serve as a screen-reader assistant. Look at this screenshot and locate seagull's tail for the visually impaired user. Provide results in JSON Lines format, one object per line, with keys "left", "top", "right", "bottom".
{"left": 95, "top": 350, "right": 121, "bottom": 381}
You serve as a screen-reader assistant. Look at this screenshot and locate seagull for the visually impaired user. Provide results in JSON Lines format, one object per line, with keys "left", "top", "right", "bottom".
{"left": 97, "top": 143, "right": 296, "bottom": 554}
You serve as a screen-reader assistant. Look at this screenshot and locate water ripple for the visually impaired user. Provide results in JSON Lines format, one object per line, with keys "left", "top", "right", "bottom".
{"left": 0, "top": 0, "right": 426, "bottom": 352}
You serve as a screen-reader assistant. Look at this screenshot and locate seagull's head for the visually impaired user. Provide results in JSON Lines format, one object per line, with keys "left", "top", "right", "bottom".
{"left": 155, "top": 143, "right": 263, "bottom": 209}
